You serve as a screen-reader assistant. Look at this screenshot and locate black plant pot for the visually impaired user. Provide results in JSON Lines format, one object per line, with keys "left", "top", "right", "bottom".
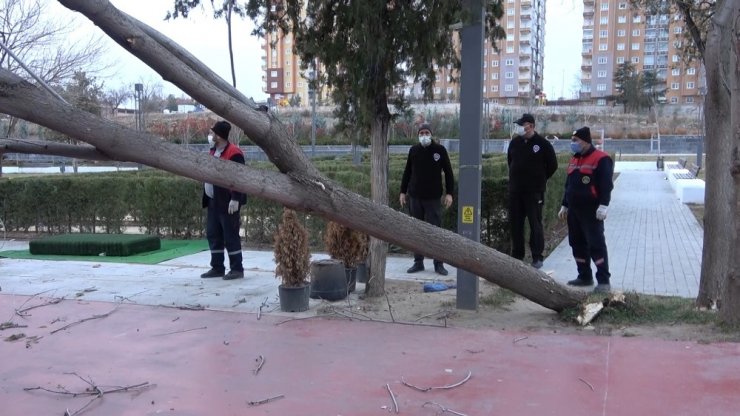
{"left": 345, "top": 267, "right": 357, "bottom": 293}
{"left": 310, "top": 259, "right": 348, "bottom": 301}
{"left": 356, "top": 262, "right": 369, "bottom": 284}
{"left": 278, "top": 284, "right": 310, "bottom": 312}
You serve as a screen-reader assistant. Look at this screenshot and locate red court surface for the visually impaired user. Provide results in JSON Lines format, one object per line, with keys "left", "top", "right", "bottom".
{"left": 1, "top": 294, "right": 739, "bottom": 415}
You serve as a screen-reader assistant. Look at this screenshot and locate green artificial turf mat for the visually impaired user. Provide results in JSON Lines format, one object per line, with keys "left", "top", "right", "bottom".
{"left": 30, "top": 233, "right": 161, "bottom": 257}
{"left": 0, "top": 239, "right": 208, "bottom": 264}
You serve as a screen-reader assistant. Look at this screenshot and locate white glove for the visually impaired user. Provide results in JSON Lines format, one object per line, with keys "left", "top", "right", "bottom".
{"left": 228, "top": 200, "right": 240, "bottom": 214}
{"left": 558, "top": 206, "right": 568, "bottom": 220}
{"left": 596, "top": 205, "right": 608, "bottom": 221}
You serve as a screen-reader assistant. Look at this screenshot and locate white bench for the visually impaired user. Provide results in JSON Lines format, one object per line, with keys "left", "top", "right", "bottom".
{"left": 675, "top": 178, "right": 705, "bottom": 204}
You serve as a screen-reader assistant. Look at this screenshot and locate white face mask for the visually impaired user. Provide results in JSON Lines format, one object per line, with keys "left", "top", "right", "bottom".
{"left": 207, "top": 134, "right": 215, "bottom": 145}
{"left": 418, "top": 135, "right": 432, "bottom": 146}
{"left": 513, "top": 125, "right": 525, "bottom": 136}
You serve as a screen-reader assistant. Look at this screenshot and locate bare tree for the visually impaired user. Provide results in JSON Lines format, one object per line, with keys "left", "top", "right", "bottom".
{"left": 0, "top": 0, "right": 590, "bottom": 313}
{"left": 0, "top": 0, "right": 108, "bottom": 136}
{"left": 102, "top": 84, "right": 132, "bottom": 116}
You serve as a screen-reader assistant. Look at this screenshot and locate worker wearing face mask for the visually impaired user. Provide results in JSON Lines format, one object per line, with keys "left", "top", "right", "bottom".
{"left": 201, "top": 121, "right": 247, "bottom": 281}
{"left": 558, "top": 126, "right": 614, "bottom": 293}
{"left": 399, "top": 123, "right": 455, "bottom": 275}
{"left": 506, "top": 113, "right": 558, "bottom": 269}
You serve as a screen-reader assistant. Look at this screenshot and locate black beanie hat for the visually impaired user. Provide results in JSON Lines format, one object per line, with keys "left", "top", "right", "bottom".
{"left": 572, "top": 126, "right": 592, "bottom": 143}
{"left": 418, "top": 123, "right": 433, "bottom": 135}
{"left": 211, "top": 121, "right": 232, "bottom": 140}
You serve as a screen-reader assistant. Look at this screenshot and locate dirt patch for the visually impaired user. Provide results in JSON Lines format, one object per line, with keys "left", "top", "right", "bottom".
{"left": 328, "top": 279, "right": 740, "bottom": 344}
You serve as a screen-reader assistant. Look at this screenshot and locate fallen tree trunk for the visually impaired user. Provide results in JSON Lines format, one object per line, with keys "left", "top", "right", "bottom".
{"left": 0, "top": 138, "right": 115, "bottom": 161}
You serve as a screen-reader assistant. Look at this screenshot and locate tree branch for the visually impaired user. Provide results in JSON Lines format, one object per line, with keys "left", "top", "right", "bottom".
{"left": 0, "top": 138, "right": 115, "bottom": 161}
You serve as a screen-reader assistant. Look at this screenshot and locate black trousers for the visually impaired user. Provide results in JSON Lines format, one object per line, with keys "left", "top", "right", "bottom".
{"left": 205, "top": 199, "right": 243, "bottom": 272}
{"left": 567, "top": 206, "right": 610, "bottom": 284}
{"left": 409, "top": 197, "right": 443, "bottom": 265}
{"left": 508, "top": 191, "right": 545, "bottom": 262}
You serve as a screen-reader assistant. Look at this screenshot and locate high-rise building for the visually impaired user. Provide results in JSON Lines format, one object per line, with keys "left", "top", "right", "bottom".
{"left": 579, "top": 0, "right": 705, "bottom": 106}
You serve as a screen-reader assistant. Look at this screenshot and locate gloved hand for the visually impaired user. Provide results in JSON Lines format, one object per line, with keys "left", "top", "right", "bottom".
{"left": 596, "top": 205, "right": 608, "bottom": 221}
{"left": 558, "top": 206, "right": 568, "bottom": 220}
{"left": 228, "top": 200, "right": 240, "bottom": 214}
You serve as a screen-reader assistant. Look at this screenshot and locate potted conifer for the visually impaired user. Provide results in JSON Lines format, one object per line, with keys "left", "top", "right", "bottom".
{"left": 323, "top": 221, "right": 368, "bottom": 292}
{"left": 273, "top": 208, "right": 311, "bottom": 312}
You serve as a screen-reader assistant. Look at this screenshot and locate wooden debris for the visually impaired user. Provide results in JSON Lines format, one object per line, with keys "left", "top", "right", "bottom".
{"left": 401, "top": 371, "right": 472, "bottom": 392}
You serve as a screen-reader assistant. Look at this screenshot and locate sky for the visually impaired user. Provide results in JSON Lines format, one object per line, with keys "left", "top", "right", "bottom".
{"left": 49, "top": 0, "right": 583, "bottom": 102}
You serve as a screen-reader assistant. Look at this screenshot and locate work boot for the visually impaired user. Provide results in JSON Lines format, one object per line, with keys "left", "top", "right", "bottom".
{"left": 531, "top": 259, "right": 544, "bottom": 269}
{"left": 593, "top": 284, "right": 611, "bottom": 294}
{"left": 223, "top": 270, "right": 244, "bottom": 280}
{"left": 567, "top": 277, "right": 594, "bottom": 287}
{"left": 201, "top": 268, "right": 225, "bottom": 278}
{"left": 406, "top": 262, "right": 424, "bottom": 273}
{"left": 434, "top": 263, "right": 449, "bottom": 276}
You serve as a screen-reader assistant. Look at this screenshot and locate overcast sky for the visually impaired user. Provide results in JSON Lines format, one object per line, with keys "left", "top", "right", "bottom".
{"left": 51, "top": 0, "right": 583, "bottom": 101}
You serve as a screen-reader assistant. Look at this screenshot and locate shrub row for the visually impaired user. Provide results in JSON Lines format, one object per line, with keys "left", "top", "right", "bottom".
{"left": 0, "top": 153, "right": 569, "bottom": 254}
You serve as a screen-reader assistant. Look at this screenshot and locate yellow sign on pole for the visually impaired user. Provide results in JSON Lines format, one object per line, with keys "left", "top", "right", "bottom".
{"left": 462, "top": 206, "right": 474, "bottom": 224}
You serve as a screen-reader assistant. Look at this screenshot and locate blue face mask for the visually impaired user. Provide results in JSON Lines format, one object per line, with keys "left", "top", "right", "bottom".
{"left": 570, "top": 142, "right": 581, "bottom": 154}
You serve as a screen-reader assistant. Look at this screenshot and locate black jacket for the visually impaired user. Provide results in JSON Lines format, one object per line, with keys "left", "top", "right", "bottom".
{"left": 507, "top": 132, "right": 558, "bottom": 193}
{"left": 202, "top": 143, "right": 248, "bottom": 211}
{"left": 400, "top": 142, "right": 454, "bottom": 199}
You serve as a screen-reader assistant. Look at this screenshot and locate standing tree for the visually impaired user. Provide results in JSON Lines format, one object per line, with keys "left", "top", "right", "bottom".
{"left": 101, "top": 84, "right": 132, "bottom": 116}
{"left": 612, "top": 62, "right": 666, "bottom": 113}
{"left": 167, "top": 1, "right": 246, "bottom": 88}
{"left": 236, "top": 0, "right": 506, "bottom": 296}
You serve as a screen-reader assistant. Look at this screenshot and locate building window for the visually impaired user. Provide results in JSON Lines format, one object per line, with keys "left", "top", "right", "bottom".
{"left": 631, "top": 56, "right": 639, "bottom": 63}
{"left": 618, "top": 16, "right": 626, "bottom": 23}
{"left": 597, "top": 98, "right": 607, "bottom": 106}
{"left": 670, "top": 97, "right": 678, "bottom": 103}
{"left": 270, "top": 70, "right": 278, "bottom": 77}
{"left": 270, "top": 81, "right": 278, "bottom": 88}
{"left": 505, "top": 85, "right": 514, "bottom": 91}
{"left": 618, "top": 3, "right": 627, "bottom": 9}
{"left": 687, "top": 67, "right": 696, "bottom": 75}
{"left": 671, "top": 68, "right": 680, "bottom": 76}
{"left": 505, "top": 59, "right": 514, "bottom": 65}
{"left": 617, "top": 29, "right": 626, "bottom": 37}
{"left": 600, "top": 30, "right": 608, "bottom": 38}
{"left": 617, "top": 43, "right": 625, "bottom": 50}
{"left": 671, "top": 82, "right": 679, "bottom": 89}
{"left": 506, "top": 45, "right": 515, "bottom": 53}
{"left": 633, "top": 15, "right": 641, "bottom": 23}
{"left": 447, "top": 87, "right": 453, "bottom": 94}
{"left": 492, "top": 85, "right": 499, "bottom": 92}
{"left": 674, "top": 27, "right": 682, "bottom": 34}
{"left": 631, "top": 43, "right": 640, "bottom": 50}
{"left": 599, "top": 44, "right": 608, "bottom": 51}
{"left": 507, "top": 8, "right": 514, "bottom": 15}
{"left": 597, "top": 84, "right": 607, "bottom": 91}
{"left": 483, "top": 86, "right": 487, "bottom": 93}
{"left": 617, "top": 56, "right": 625, "bottom": 64}
{"left": 632, "top": 29, "right": 640, "bottom": 36}
{"left": 493, "top": 73, "right": 499, "bottom": 79}
{"left": 597, "top": 70, "right": 607, "bottom": 77}
{"left": 507, "top": 20, "right": 515, "bottom": 28}
{"left": 492, "top": 60, "right": 499, "bottom": 67}
{"left": 483, "top": 73, "right": 487, "bottom": 80}
{"left": 598, "top": 56, "right": 608, "bottom": 64}
{"left": 434, "top": 87, "right": 441, "bottom": 94}
{"left": 286, "top": 82, "right": 291, "bottom": 87}
{"left": 505, "top": 71, "right": 514, "bottom": 78}
{"left": 686, "top": 97, "right": 694, "bottom": 103}
{"left": 600, "top": 2, "right": 609, "bottom": 10}
{"left": 600, "top": 16, "right": 608, "bottom": 24}
{"left": 686, "top": 82, "right": 695, "bottom": 89}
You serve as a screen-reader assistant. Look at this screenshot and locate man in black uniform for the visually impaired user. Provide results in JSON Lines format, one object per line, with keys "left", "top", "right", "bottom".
{"left": 558, "top": 126, "right": 614, "bottom": 293}
{"left": 400, "top": 123, "right": 455, "bottom": 276}
{"left": 507, "top": 113, "right": 558, "bottom": 269}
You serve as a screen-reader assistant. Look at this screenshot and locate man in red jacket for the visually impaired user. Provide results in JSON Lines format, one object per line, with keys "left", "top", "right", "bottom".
{"left": 200, "top": 121, "right": 247, "bottom": 280}
{"left": 558, "top": 126, "right": 614, "bottom": 293}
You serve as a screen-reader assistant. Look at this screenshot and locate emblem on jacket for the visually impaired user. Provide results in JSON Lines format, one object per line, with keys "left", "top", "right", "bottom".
{"left": 582, "top": 176, "right": 591, "bottom": 184}
{"left": 533, "top": 145, "right": 540, "bottom": 153}
{"left": 433, "top": 153, "right": 440, "bottom": 162}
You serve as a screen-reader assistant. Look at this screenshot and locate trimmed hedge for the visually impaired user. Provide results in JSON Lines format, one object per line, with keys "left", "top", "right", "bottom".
{"left": 0, "top": 152, "right": 571, "bottom": 254}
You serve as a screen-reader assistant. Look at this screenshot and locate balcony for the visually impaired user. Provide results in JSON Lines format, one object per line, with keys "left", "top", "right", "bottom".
{"left": 581, "top": 63, "right": 592, "bottom": 70}
{"left": 583, "top": 7, "right": 594, "bottom": 16}
{"left": 520, "top": 24, "right": 532, "bottom": 33}
{"left": 582, "top": 48, "right": 593, "bottom": 56}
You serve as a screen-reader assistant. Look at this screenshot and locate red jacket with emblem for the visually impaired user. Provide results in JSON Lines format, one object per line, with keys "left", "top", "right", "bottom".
{"left": 201, "top": 143, "right": 247, "bottom": 210}
{"left": 562, "top": 146, "right": 613, "bottom": 208}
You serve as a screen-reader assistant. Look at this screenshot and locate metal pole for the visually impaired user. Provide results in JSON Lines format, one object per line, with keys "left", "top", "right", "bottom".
{"left": 456, "top": 0, "right": 485, "bottom": 310}
{"left": 0, "top": 40, "right": 69, "bottom": 104}
{"left": 310, "top": 60, "right": 317, "bottom": 158}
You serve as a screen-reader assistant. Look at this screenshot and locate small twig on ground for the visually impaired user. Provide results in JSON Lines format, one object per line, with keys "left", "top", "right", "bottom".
{"left": 413, "top": 310, "right": 451, "bottom": 322}
{"left": 157, "top": 304, "right": 206, "bottom": 311}
{"left": 114, "top": 289, "right": 151, "bottom": 303}
{"left": 253, "top": 355, "right": 265, "bottom": 375}
{"left": 15, "top": 297, "right": 64, "bottom": 316}
{"left": 50, "top": 307, "right": 119, "bottom": 335}
{"left": 257, "top": 296, "right": 268, "bottom": 320}
{"left": 386, "top": 383, "right": 399, "bottom": 414}
{"left": 25, "top": 335, "right": 42, "bottom": 348}
{"left": 578, "top": 377, "right": 595, "bottom": 392}
{"left": 247, "top": 394, "right": 284, "bottom": 406}
{"left": 401, "top": 371, "right": 472, "bottom": 392}
{"left": 513, "top": 336, "right": 529, "bottom": 344}
{"left": 0, "top": 321, "right": 28, "bottom": 331}
{"left": 422, "top": 401, "right": 468, "bottom": 416}
{"left": 465, "top": 349, "right": 484, "bottom": 354}
{"left": 152, "top": 326, "right": 207, "bottom": 337}
{"left": 384, "top": 292, "right": 395, "bottom": 322}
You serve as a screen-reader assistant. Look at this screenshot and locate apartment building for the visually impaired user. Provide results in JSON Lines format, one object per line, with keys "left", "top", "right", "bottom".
{"left": 263, "top": 0, "right": 546, "bottom": 107}
{"left": 580, "top": 0, "right": 705, "bottom": 106}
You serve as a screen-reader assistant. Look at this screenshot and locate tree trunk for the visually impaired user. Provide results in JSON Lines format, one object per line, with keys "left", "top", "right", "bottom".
{"left": 366, "top": 103, "right": 391, "bottom": 297}
{"left": 721, "top": 3, "right": 740, "bottom": 324}
{"left": 697, "top": 4, "right": 734, "bottom": 309}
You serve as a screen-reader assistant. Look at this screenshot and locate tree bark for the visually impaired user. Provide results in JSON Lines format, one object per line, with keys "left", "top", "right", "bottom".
{"left": 722, "top": 2, "right": 740, "bottom": 324}
{"left": 696, "top": 3, "right": 734, "bottom": 309}
{"left": 0, "top": 138, "right": 114, "bottom": 161}
{"left": 366, "top": 100, "right": 391, "bottom": 297}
